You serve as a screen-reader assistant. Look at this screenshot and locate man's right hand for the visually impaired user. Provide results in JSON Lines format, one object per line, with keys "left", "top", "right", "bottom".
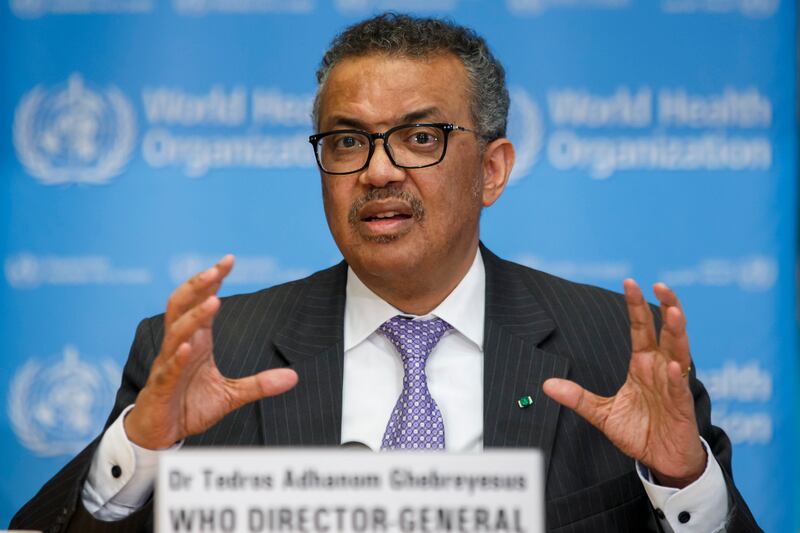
{"left": 124, "top": 255, "right": 299, "bottom": 450}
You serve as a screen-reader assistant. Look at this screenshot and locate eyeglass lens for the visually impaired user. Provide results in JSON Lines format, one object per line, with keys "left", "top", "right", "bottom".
{"left": 317, "top": 125, "right": 445, "bottom": 174}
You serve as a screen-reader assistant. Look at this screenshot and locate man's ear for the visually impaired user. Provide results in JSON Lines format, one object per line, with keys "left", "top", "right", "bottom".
{"left": 481, "top": 138, "right": 515, "bottom": 207}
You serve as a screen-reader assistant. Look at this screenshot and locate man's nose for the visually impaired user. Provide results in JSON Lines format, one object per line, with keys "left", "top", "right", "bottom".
{"left": 359, "top": 140, "right": 406, "bottom": 187}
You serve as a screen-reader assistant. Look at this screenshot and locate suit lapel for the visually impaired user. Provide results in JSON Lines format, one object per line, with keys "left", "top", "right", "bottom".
{"left": 262, "top": 262, "right": 348, "bottom": 447}
{"left": 259, "top": 247, "right": 571, "bottom": 464}
{"left": 481, "top": 245, "right": 570, "bottom": 482}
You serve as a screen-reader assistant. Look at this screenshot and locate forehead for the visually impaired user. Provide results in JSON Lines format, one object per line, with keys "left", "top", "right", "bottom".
{"left": 317, "top": 53, "right": 472, "bottom": 129}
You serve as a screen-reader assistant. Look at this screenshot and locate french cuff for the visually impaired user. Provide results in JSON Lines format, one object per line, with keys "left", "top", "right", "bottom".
{"left": 83, "top": 405, "right": 183, "bottom": 519}
{"left": 636, "top": 437, "right": 729, "bottom": 533}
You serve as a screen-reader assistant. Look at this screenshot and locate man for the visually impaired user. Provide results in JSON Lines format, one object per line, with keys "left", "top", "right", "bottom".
{"left": 12, "top": 13, "right": 760, "bottom": 533}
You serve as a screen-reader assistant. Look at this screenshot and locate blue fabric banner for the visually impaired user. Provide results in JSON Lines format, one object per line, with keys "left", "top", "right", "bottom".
{"left": 1, "top": 1, "right": 796, "bottom": 529}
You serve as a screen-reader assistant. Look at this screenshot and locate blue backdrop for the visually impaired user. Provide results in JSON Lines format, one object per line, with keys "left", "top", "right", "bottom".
{"left": 1, "top": 0, "right": 796, "bottom": 530}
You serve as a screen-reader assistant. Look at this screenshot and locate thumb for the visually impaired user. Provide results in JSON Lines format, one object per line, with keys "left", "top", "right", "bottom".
{"left": 543, "top": 378, "right": 609, "bottom": 432}
{"left": 228, "top": 368, "right": 299, "bottom": 409}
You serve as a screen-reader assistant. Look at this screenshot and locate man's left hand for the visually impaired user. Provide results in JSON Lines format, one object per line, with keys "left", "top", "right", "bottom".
{"left": 543, "top": 279, "right": 706, "bottom": 488}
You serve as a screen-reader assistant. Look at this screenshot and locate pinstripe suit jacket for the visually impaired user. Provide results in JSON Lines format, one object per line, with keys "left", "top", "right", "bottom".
{"left": 11, "top": 245, "right": 761, "bottom": 532}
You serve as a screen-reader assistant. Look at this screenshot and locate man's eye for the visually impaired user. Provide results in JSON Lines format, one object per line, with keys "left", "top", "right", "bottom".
{"left": 409, "top": 131, "right": 437, "bottom": 145}
{"left": 334, "top": 136, "right": 362, "bottom": 149}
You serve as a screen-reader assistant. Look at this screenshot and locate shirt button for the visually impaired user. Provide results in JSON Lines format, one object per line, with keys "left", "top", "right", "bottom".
{"left": 678, "top": 511, "right": 691, "bottom": 524}
{"left": 111, "top": 465, "right": 122, "bottom": 478}
{"left": 655, "top": 508, "right": 665, "bottom": 520}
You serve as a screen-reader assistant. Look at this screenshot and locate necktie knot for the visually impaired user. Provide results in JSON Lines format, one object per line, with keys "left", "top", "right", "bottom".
{"left": 378, "top": 315, "right": 453, "bottom": 365}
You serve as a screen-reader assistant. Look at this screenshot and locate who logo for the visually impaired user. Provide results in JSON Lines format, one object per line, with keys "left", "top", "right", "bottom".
{"left": 8, "top": 345, "right": 120, "bottom": 456}
{"left": 13, "top": 73, "right": 137, "bottom": 185}
{"left": 507, "top": 87, "right": 544, "bottom": 185}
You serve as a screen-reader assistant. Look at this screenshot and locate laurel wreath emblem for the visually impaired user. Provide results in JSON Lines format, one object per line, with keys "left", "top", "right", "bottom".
{"left": 508, "top": 87, "right": 544, "bottom": 185}
{"left": 13, "top": 76, "right": 137, "bottom": 186}
{"left": 8, "top": 348, "right": 120, "bottom": 457}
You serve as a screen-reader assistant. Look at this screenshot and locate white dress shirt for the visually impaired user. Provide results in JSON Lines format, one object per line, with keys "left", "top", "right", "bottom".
{"left": 340, "top": 247, "right": 485, "bottom": 452}
{"left": 83, "top": 248, "right": 729, "bottom": 532}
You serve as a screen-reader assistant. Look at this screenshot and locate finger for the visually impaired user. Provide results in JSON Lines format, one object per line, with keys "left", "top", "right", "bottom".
{"left": 653, "top": 281, "right": 686, "bottom": 343}
{"left": 652, "top": 283, "right": 691, "bottom": 367}
{"left": 653, "top": 281, "right": 684, "bottom": 316}
{"left": 227, "top": 368, "right": 299, "bottom": 410}
{"left": 543, "top": 378, "right": 610, "bottom": 432}
{"left": 161, "top": 295, "right": 220, "bottom": 358}
{"left": 166, "top": 255, "right": 233, "bottom": 324}
{"left": 165, "top": 255, "right": 234, "bottom": 326}
{"left": 152, "top": 342, "right": 192, "bottom": 388}
{"left": 145, "top": 341, "right": 193, "bottom": 396}
{"left": 666, "top": 360, "right": 696, "bottom": 418}
{"left": 623, "top": 278, "right": 658, "bottom": 354}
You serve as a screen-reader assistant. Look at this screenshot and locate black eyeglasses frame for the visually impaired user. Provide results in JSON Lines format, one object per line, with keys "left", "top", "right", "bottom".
{"left": 308, "top": 122, "right": 476, "bottom": 175}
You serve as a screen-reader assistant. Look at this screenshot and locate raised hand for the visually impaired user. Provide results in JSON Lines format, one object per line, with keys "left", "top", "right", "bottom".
{"left": 543, "top": 279, "right": 706, "bottom": 488}
{"left": 124, "top": 255, "right": 298, "bottom": 450}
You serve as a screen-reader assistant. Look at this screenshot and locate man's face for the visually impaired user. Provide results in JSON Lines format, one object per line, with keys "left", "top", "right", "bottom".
{"left": 316, "top": 53, "right": 488, "bottom": 288}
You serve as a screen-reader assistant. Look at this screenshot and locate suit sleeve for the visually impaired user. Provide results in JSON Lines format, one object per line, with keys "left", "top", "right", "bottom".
{"left": 688, "top": 364, "right": 763, "bottom": 532}
{"left": 9, "top": 316, "right": 163, "bottom": 533}
{"left": 643, "top": 299, "right": 762, "bottom": 532}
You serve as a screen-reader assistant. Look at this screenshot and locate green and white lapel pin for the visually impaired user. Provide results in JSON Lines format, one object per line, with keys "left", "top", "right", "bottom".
{"left": 517, "top": 395, "right": 533, "bottom": 409}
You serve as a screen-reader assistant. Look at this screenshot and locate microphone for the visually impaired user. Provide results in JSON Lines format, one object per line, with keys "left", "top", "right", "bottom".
{"left": 340, "top": 441, "right": 372, "bottom": 450}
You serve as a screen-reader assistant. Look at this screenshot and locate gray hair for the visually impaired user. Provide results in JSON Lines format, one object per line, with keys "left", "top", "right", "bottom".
{"left": 312, "top": 13, "right": 509, "bottom": 142}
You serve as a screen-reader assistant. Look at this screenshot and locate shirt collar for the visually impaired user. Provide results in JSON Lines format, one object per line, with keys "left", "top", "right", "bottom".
{"left": 344, "top": 247, "right": 485, "bottom": 351}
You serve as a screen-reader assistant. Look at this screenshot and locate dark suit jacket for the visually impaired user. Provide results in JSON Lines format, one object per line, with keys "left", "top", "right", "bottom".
{"left": 11, "top": 246, "right": 761, "bottom": 532}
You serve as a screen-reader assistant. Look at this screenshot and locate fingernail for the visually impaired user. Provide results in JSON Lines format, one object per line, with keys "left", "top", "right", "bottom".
{"left": 623, "top": 283, "right": 635, "bottom": 295}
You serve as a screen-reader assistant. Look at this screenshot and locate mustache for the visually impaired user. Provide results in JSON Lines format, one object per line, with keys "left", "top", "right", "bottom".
{"left": 347, "top": 187, "right": 425, "bottom": 225}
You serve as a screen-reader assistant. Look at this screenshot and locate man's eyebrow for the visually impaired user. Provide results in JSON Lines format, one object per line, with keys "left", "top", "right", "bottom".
{"left": 324, "top": 107, "right": 444, "bottom": 131}
{"left": 327, "top": 116, "right": 368, "bottom": 130}
{"left": 400, "top": 107, "right": 442, "bottom": 124}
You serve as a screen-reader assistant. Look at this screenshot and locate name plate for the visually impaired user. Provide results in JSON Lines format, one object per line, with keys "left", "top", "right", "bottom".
{"left": 156, "top": 448, "right": 543, "bottom": 533}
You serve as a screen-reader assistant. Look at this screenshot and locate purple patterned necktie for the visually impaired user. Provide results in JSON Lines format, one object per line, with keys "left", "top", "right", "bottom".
{"left": 379, "top": 315, "right": 453, "bottom": 450}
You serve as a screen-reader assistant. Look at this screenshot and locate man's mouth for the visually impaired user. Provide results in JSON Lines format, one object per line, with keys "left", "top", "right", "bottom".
{"left": 359, "top": 204, "right": 414, "bottom": 234}
{"left": 361, "top": 210, "right": 413, "bottom": 223}
{"left": 347, "top": 189, "right": 425, "bottom": 242}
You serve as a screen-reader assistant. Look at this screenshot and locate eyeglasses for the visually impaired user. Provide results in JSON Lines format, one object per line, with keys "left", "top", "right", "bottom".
{"left": 308, "top": 122, "right": 477, "bottom": 175}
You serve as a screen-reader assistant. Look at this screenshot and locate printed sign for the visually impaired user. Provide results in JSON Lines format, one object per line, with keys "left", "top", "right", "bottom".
{"left": 156, "top": 449, "right": 544, "bottom": 533}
